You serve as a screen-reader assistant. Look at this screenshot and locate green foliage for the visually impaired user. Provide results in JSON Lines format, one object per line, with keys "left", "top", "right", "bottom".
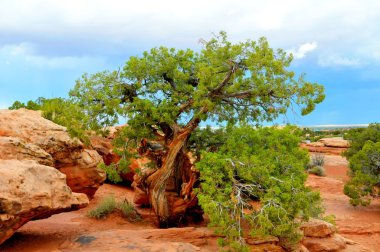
{"left": 70, "top": 31, "right": 324, "bottom": 154}
{"left": 87, "top": 195, "right": 142, "bottom": 221}
{"left": 343, "top": 123, "right": 380, "bottom": 159}
{"left": 308, "top": 166, "right": 326, "bottom": 177}
{"left": 119, "top": 200, "right": 142, "bottom": 222}
{"left": 196, "top": 126, "right": 323, "bottom": 251}
{"left": 9, "top": 98, "right": 43, "bottom": 110}
{"left": 99, "top": 156, "right": 134, "bottom": 184}
{"left": 344, "top": 140, "right": 380, "bottom": 206}
{"left": 87, "top": 195, "right": 117, "bottom": 219}
{"left": 188, "top": 126, "right": 227, "bottom": 161}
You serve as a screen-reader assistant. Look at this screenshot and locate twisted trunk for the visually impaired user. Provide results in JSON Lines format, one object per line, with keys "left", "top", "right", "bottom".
{"left": 146, "top": 129, "right": 191, "bottom": 227}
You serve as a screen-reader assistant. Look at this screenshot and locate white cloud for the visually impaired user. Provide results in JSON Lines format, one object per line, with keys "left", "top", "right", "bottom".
{"left": 288, "top": 42, "right": 317, "bottom": 59}
{"left": 0, "top": 43, "right": 105, "bottom": 69}
{"left": 0, "top": 0, "right": 380, "bottom": 67}
{"left": 318, "top": 55, "right": 363, "bottom": 67}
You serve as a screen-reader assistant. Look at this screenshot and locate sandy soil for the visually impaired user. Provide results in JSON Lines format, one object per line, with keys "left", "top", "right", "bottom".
{"left": 307, "top": 153, "right": 380, "bottom": 251}
{"left": 1, "top": 153, "right": 379, "bottom": 251}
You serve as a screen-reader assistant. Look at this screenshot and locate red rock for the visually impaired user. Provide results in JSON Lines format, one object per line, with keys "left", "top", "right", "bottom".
{"left": 0, "top": 159, "right": 88, "bottom": 245}
{"left": 0, "top": 109, "right": 105, "bottom": 198}
{"left": 302, "top": 233, "right": 347, "bottom": 252}
{"left": 301, "top": 219, "right": 337, "bottom": 238}
{"left": 318, "top": 137, "right": 350, "bottom": 148}
{"left": 0, "top": 136, "right": 53, "bottom": 166}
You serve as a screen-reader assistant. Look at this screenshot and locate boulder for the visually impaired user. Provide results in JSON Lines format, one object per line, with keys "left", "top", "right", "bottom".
{"left": 301, "top": 219, "right": 337, "bottom": 238}
{"left": 0, "top": 159, "right": 89, "bottom": 245}
{"left": 89, "top": 135, "right": 120, "bottom": 166}
{"left": 318, "top": 137, "right": 350, "bottom": 148}
{"left": 0, "top": 136, "right": 53, "bottom": 166}
{"left": 302, "top": 234, "right": 347, "bottom": 252}
{"left": 0, "top": 109, "right": 105, "bottom": 197}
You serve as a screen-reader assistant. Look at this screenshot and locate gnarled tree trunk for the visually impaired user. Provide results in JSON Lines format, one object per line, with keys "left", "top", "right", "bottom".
{"left": 145, "top": 129, "right": 192, "bottom": 227}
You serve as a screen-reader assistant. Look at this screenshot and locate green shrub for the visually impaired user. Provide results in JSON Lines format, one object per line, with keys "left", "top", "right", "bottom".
{"left": 308, "top": 166, "right": 326, "bottom": 176}
{"left": 344, "top": 140, "right": 380, "bottom": 206}
{"left": 119, "top": 200, "right": 142, "bottom": 222}
{"left": 87, "top": 195, "right": 142, "bottom": 221}
{"left": 343, "top": 123, "right": 380, "bottom": 159}
{"left": 87, "top": 195, "right": 117, "bottom": 219}
{"left": 196, "top": 126, "right": 323, "bottom": 251}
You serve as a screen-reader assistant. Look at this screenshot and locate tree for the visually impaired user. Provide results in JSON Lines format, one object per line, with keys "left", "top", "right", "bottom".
{"left": 343, "top": 123, "right": 380, "bottom": 159}
{"left": 69, "top": 32, "right": 325, "bottom": 226}
{"left": 188, "top": 126, "right": 227, "bottom": 162}
{"left": 196, "top": 126, "right": 323, "bottom": 250}
{"left": 343, "top": 124, "right": 380, "bottom": 206}
{"left": 9, "top": 97, "right": 45, "bottom": 110}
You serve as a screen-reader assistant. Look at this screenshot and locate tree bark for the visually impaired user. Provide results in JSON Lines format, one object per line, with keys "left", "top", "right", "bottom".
{"left": 146, "top": 129, "right": 191, "bottom": 227}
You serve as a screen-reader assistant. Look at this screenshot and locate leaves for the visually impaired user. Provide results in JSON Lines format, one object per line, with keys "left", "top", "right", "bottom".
{"left": 344, "top": 139, "right": 380, "bottom": 206}
{"left": 196, "top": 126, "right": 322, "bottom": 250}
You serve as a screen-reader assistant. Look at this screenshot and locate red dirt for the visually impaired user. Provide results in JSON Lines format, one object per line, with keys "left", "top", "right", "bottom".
{"left": 0, "top": 184, "right": 219, "bottom": 252}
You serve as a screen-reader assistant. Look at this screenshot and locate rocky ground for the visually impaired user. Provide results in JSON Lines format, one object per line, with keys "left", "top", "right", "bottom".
{"left": 307, "top": 153, "right": 380, "bottom": 252}
{"left": 0, "top": 183, "right": 222, "bottom": 252}
{"left": 1, "top": 151, "right": 379, "bottom": 251}
{"left": 0, "top": 114, "right": 379, "bottom": 252}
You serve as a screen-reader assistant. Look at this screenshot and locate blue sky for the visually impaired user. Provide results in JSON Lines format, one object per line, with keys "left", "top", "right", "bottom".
{"left": 0, "top": 0, "right": 379, "bottom": 126}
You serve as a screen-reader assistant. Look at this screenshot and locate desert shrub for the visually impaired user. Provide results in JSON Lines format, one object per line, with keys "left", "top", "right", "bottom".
{"left": 344, "top": 140, "right": 380, "bottom": 206}
{"left": 119, "top": 200, "right": 142, "bottom": 222}
{"left": 344, "top": 123, "right": 380, "bottom": 159}
{"left": 308, "top": 166, "right": 326, "bottom": 176}
{"left": 87, "top": 195, "right": 142, "bottom": 221}
{"left": 87, "top": 195, "right": 117, "bottom": 219}
{"left": 196, "top": 126, "right": 323, "bottom": 251}
{"left": 311, "top": 154, "right": 325, "bottom": 167}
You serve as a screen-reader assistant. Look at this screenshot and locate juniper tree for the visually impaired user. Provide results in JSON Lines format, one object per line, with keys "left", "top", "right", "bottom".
{"left": 69, "top": 32, "right": 325, "bottom": 226}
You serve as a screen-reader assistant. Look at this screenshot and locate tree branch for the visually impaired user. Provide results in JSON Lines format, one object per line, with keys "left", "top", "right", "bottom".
{"left": 211, "top": 61, "right": 238, "bottom": 95}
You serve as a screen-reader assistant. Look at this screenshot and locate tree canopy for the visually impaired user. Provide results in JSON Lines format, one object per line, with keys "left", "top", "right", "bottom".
{"left": 69, "top": 32, "right": 326, "bottom": 226}
{"left": 69, "top": 32, "right": 324, "bottom": 143}
{"left": 10, "top": 32, "right": 325, "bottom": 231}
{"left": 343, "top": 123, "right": 380, "bottom": 206}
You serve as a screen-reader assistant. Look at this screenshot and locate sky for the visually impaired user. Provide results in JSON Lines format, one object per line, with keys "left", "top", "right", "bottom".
{"left": 0, "top": 0, "right": 379, "bottom": 126}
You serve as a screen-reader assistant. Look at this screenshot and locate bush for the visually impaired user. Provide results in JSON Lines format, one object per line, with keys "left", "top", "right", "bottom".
{"left": 344, "top": 140, "right": 380, "bottom": 206}
{"left": 311, "top": 154, "right": 325, "bottom": 167}
{"left": 87, "top": 195, "right": 117, "bottom": 219}
{"left": 308, "top": 166, "right": 326, "bottom": 176}
{"left": 344, "top": 123, "right": 380, "bottom": 159}
{"left": 119, "top": 200, "right": 141, "bottom": 222}
{"left": 196, "top": 126, "right": 323, "bottom": 251}
{"left": 87, "top": 195, "right": 142, "bottom": 221}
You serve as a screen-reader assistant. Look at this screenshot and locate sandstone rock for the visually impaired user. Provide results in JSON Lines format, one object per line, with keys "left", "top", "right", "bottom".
{"left": 59, "top": 149, "right": 104, "bottom": 197}
{"left": 0, "top": 159, "right": 89, "bottom": 245}
{"left": 301, "top": 219, "right": 337, "bottom": 238}
{"left": 246, "top": 236, "right": 284, "bottom": 251}
{"left": 0, "top": 109, "right": 105, "bottom": 197}
{"left": 63, "top": 228, "right": 204, "bottom": 252}
{"left": 302, "top": 233, "right": 347, "bottom": 252}
{"left": 318, "top": 137, "right": 350, "bottom": 148}
{"left": 89, "top": 135, "right": 120, "bottom": 166}
{"left": 307, "top": 142, "right": 325, "bottom": 147}
{"left": 301, "top": 144, "right": 347, "bottom": 155}
{"left": 0, "top": 136, "right": 53, "bottom": 166}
